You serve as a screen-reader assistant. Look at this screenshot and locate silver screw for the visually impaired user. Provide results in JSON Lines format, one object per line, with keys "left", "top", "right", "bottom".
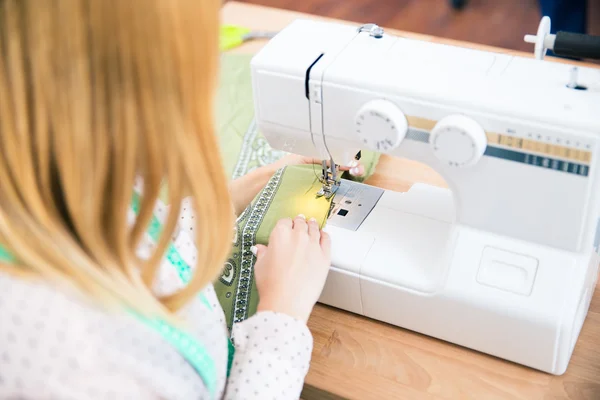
{"left": 357, "top": 23, "right": 384, "bottom": 38}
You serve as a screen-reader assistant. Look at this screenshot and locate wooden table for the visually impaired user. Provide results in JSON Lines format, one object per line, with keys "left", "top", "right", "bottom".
{"left": 222, "top": 2, "right": 600, "bottom": 398}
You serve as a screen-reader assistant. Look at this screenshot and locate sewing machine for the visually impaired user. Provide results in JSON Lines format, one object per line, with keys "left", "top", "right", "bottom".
{"left": 249, "top": 17, "right": 600, "bottom": 375}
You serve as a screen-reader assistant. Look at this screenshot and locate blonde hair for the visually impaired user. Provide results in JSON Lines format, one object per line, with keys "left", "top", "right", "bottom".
{"left": 0, "top": 0, "right": 233, "bottom": 320}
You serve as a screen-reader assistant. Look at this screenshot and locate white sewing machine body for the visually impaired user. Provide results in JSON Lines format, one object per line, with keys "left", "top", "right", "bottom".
{"left": 250, "top": 19, "right": 600, "bottom": 375}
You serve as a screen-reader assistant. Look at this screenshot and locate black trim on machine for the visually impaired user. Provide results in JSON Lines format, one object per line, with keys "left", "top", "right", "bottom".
{"left": 305, "top": 53, "right": 324, "bottom": 99}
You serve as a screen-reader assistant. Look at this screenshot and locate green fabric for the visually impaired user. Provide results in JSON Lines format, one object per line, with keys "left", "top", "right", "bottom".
{"left": 160, "top": 53, "right": 380, "bottom": 330}
{"left": 211, "top": 53, "right": 380, "bottom": 331}
{"left": 216, "top": 54, "right": 285, "bottom": 180}
{"left": 253, "top": 166, "right": 333, "bottom": 245}
{"left": 214, "top": 165, "right": 334, "bottom": 329}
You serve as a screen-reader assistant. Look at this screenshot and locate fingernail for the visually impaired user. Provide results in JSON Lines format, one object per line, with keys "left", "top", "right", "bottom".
{"left": 250, "top": 246, "right": 258, "bottom": 256}
{"left": 350, "top": 167, "right": 360, "bottom": 175}
{"left": 347, "top": 160, "right": 358, "bottom": 168}
{"left": 297, "top": 214, "right": 306, "bottom": 219}
{"left": 309, "top": 217, "right": 317, "bottom": 222}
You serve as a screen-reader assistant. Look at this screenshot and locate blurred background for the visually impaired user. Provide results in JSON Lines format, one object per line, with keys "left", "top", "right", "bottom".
{"left": 233, "top": 0, "right": 600, "bottom": 53}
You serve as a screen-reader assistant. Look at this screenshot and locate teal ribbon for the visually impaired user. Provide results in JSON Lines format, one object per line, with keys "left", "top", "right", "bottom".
{"left": 130, "top": 193, "right": 235, "bottom": 377}
{"left": 0, "top": 246, "right": 15, "bottom": 263}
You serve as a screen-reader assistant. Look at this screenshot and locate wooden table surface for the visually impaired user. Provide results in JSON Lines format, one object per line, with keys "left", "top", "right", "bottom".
{"left": 222, "top": 2, "right": 600, "bottom": 399}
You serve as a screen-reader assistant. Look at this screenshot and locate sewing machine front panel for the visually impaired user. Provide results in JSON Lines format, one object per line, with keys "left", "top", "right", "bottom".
{"left": 314, "top": 32, "right": 600, "bottom": 252}
{"left": 320, "top": 84, "right": 594, "bottom": 251}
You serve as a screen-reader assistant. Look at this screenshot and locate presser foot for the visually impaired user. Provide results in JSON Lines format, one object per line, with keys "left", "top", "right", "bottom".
{"left": 317, "top": 159, "right": 341, "bottom": 199}
{"left": 316, "top": 183, "right": 340, "bottom": 199}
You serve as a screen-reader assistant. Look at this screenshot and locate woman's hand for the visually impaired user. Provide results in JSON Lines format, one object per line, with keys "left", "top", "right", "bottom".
{"left": 229, "top": 154, "right": 365, "bottom": 216}
{"left": 252, "top": 215, "right": 331, "bottom": 323}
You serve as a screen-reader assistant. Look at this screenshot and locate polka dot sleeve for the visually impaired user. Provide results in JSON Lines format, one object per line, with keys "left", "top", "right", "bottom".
{"left": 224, "top": 311, "right": 313, "bottom": 400}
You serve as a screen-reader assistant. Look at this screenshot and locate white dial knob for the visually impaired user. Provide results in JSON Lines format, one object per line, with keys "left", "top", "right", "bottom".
{"left": 355, "top": 99, "right": 408, "bottom": 153}
{"left": 430, "top": 114, "right": 487, "bottom": 167}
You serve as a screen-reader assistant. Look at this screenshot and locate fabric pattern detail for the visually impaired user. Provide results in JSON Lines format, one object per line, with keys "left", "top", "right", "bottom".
{"left": 233, "top": 168, "right": 284, "bottom": 324}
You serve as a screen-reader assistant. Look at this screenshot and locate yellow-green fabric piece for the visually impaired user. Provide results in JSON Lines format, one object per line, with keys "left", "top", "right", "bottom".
{"left": 220, "top": 25, "right": 251, "bottom": 51}
{"left": 214, "top": 165, "right": 333, "bottom": 330}
{"left": 254, "top": 166, "right": 332, "bottom": 244}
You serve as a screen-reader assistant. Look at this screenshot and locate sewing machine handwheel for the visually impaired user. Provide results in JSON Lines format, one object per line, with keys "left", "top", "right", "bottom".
{"left": 430, "top": 114, "right": 487, "bottom": 167}
{"left": 354, "top": 99, "right": 408, "bottom": 153}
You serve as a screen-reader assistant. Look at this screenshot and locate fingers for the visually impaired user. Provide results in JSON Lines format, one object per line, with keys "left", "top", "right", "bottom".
{"left": 334, "top": 161, "right": 352, "bottom": 172}
{"left": 335, "top": 160, "right": 365, "bottom": 176}
{"left": 250, "top": 244, "right": 267, "bottom": 259}
{"left": 350, "top": 163, "right": 365, "bottom": 176}
{"left": 271, "top": 218, "right": 293, "bottom": 243}
{"left": 275, "top": 217, "right": 293, "bottom": 231}
{"left": 292, "top": 214, "right": 308, "bottom": 233}
{"left": 320, "top": 230, "right": 331, "bottom": 257}
{"left": 298, "top": 157, "right": 365, "bottom": 177}
{"left": 274, "top": 215, "right": 321, "bottom": 242}
{"left": 307, "top": 217, "right": 321, "bottom": 241}
{"left": 347, "top": 160, "right": 364, "bottom": 176}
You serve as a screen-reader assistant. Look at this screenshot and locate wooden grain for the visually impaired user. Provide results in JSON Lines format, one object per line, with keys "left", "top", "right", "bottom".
{"left": 231, "top": 0, "right": 600, "bottom": 54}
{"left": 222, "top": 1, "right": 599, "bottom": 69}
{"left": 231, "top": 0, "right": 542, "bottom": 53}
{"left": 221, "top": 3, "right": 600, "bottom": 398}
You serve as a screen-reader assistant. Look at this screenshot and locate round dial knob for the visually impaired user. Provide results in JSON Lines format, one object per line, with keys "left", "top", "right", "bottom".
{"left": 355, "top": 100, "right": 408, "bottom": 153}
{"left": 430, "top": 114, "right": 487, "bottom": 167}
